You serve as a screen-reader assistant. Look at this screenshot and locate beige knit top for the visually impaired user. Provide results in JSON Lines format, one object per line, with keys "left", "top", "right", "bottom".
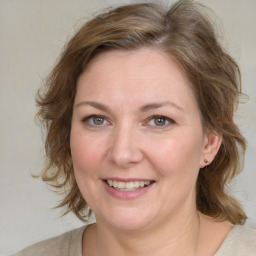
{"left": 11, "top": 225, "right": 256, "bottom": 256}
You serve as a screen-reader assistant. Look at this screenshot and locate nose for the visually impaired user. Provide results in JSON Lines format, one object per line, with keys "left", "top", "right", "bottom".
{"left": 107, "top": 124, "right": 144, "bottom": 168}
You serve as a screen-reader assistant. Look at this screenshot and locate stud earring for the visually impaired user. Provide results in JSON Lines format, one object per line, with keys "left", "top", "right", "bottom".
{"left": 204, "top": 159, "right": 208, "bottom": 164}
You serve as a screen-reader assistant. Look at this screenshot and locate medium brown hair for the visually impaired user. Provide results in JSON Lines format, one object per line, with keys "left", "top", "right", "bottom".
{"left": 37, "top": 0, "right": 247, "bottom": 223}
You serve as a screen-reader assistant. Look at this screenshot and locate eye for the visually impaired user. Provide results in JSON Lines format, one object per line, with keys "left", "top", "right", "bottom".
{"left": 147, "top": 115, "right": 174, "bottom": 128}
{"left": 82, "top": 115, "right": 109, "bottom": 126}
{"left": 92, "top": 116, "right": 105, "bottom": 125}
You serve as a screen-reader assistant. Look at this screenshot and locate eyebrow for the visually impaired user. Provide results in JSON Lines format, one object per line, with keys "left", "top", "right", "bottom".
{"left": 139, "top": 102, "right": 184, "bottom": 112}
{"left": 75, "top": 101, "right": 112, "bottom": 113}
{"left": 75, "top": 101, "right": 184, "bottom": 113}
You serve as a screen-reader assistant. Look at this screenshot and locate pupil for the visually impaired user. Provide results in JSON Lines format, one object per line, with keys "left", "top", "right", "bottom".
{"left": 155, "top": 117, "right": 165, "bottom": 126}
{"left": 93, "top": 117, "right": 104, "bottom": 125}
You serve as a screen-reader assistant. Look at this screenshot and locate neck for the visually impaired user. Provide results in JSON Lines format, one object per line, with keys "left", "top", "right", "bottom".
{"left": 92, "top": 210, "right": 201, "bottom": 256}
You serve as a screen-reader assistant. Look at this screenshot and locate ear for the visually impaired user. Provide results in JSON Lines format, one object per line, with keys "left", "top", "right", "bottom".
{"left": 200, "top": 130, "right": 222, "bottom": 168}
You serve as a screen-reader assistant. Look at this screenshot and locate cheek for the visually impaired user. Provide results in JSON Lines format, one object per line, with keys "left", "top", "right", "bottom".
{"left": 145, "top": 131, "right": 203, "bottom": 178}
{"left": 70, "top": 128, "right": 104, "bottom": 177}
{"left": 70, "top": 127, "right": 108, "bottom": 207}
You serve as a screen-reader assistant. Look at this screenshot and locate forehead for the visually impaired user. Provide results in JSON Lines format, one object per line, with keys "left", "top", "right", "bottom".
{"left": 83, "top": 47, "right": 187, "bottom": 81}
{"left": 75, "top": 48, "right": 197, "bottom": 112}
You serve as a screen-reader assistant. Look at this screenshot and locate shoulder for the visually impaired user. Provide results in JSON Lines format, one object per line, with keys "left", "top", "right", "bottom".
{"left": 11, "top": 225, "right": 86, "bottom": 256}
{"left": 215, "top": 225, "right": 256, "bottom": 256}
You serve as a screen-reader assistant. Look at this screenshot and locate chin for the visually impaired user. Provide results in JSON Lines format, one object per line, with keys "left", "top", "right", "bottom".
{"left": 96, "top": 207, "right": 156, "bottom": 231}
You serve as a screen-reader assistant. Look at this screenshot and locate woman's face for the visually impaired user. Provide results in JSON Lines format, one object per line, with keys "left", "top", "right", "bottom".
{"left": 70, "top": 48, "right": 212, "bottom": 231}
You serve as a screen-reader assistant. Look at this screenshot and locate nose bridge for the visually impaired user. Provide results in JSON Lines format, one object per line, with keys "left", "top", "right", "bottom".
{"left": 107, "top": 121, "right": 143, "bottom": 167}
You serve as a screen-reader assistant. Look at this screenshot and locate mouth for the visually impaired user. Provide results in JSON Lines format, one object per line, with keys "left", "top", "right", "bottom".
{"left": 104, "top": 179, "right": 155, "bottom": 191}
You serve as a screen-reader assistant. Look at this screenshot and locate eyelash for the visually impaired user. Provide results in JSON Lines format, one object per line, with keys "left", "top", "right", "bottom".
{"left": 82, "top": 115, "right": 110, "bottom": 127}
{"left": 81, "top": 114, "right": 175, "bottom": 128}
{"left": 146, "top": 115, "right": 175, "bottom": 128}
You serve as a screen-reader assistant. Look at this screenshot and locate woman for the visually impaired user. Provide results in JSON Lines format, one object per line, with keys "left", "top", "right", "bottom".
{"left": 12, "top": 1, "right": 256, "bottom": 255}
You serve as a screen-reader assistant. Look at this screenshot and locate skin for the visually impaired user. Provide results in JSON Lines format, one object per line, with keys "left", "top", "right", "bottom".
{"left": 70, "top": 48, "right": 231, "bottom": 256}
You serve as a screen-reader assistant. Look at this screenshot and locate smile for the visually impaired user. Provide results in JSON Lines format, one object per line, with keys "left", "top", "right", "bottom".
{"left": 106, "top": 180, "right": 152, "bottom": 191}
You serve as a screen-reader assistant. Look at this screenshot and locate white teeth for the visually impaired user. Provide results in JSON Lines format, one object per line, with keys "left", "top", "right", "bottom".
{"left": 125, "top": 182, "right": 133, "bottom": 189}
{"left": 118, "top": 181, "right": 125, "bottom": 189}
{"left": 134, "top": 181, "right": 140, "bottom": 187}
{"left": 113, "top": 180, "right": 118, "bottom": 187}
{"left": 106, "top": 180, "right": 152, "bottom": 191}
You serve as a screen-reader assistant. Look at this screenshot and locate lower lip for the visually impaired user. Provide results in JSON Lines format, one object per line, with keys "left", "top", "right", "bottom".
{"left": 102, "top": 181, "right": 155, "bottom": 200}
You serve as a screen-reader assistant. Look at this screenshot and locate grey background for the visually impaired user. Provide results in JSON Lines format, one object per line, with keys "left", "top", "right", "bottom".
{"left": 0, "top": 0, "right": 255, "bottom": 255}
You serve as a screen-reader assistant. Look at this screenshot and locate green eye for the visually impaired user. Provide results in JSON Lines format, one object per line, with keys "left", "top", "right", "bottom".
{"left": 92, "top": 116, "right": 105, "bottom": 125}
{"left": 148, "top": 115, "right": 174, "bottom": 128}
{"left": 82, "top": 115, "right": 108, "bottom": 126}
{"left": 154, "top": 117, "right": 166, "bottom": 126}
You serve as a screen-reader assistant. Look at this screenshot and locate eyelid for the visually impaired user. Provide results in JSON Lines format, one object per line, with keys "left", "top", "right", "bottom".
{"left": 81, "top": 114, "right": 110, "bottom": 126}
{"left": 81, "top": 114, "right": 175, "bottom": 129}
{"left": 146, "top": 115, "right": 175, "bottom": 128}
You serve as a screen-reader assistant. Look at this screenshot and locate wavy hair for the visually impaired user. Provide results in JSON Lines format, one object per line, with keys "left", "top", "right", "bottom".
{"left": 36, "top": 0, "right": 247, "bottom": 223}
